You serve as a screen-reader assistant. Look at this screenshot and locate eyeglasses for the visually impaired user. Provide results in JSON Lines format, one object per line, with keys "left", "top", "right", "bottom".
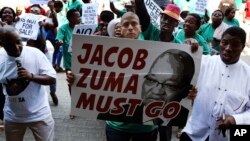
{"left": 144, "top": 75, "right": 180, "bottom": 91}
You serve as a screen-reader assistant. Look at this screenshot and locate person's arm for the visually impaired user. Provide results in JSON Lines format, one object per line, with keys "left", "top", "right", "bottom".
{"left": 38, "top": 22, "right": 46, "bottom": 48}
{"left": 184, "top": 38, "right": 199, "bottom": 53}
{"left": 135, "top": 0, "right": 150, "bottom": 32}
{"left": 50, "top": 9, "right": 59, "bottom": 28}
{"left": 110, "top": 1, "right": 120, "bottom": 15}
{"left": 55, "top": 26, "right": 64, "bottom": 47}
{"left": 17, "top": 67, "right": 56, "bottom": 85}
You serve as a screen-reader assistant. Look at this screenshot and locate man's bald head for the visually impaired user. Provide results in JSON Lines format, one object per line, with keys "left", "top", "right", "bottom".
{"left": 120, "top": 12, "right": 141, "bottom": 39}
{"left": 121, "top": 12, "right": 139, "bottom": 24}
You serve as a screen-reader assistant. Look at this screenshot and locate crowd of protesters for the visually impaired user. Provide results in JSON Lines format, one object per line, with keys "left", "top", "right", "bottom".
{"left": 0, "top": 0, "right": 250, "bottom": 141}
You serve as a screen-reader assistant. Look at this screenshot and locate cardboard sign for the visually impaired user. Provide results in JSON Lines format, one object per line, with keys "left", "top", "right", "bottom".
{"left": 15, "top": 13, "right": 43, "bottom": 40}
{"left": 144, "top": 0, "right": 162, "bottom": 28}
{"left": 73, "top": 24, "right": 98, "bottom": 35}
{"left": 193, "top": 0, "right": 208, "bottom": 15}
{"left": 70, "top": 35, "right": 202, "bottom": 126}
{"left": 68, "top": 24, "right": 98, "bottom": 52}
{"left": 30, "top": 0, "right": 49, "bottom": 4}
{"left": 82, "top": 3, "right": 99, "bottom": 25}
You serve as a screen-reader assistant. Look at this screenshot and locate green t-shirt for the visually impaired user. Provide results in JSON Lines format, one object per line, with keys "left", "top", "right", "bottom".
{"left": 223, "top": 18, "right": 240, "bottom": 27}
{"left": 56, "top": 23, "right": 73, "bottom": 70}
{"left": 198, "top": 23, "right": 215, "bottom": 44}
{"left": 57, "top": 12, "right": 68, "bottom": 28}
{"left": 117, "top": 9, "right": 127, "bottom": 18}
{"left": 67, "top": 0, "right": 82, "bottom": 12}
{"left": 175, "top": 30, "right": 211, "bottom": 55}
{"left": 143, "top": 23, "right": 181, "bottom": 43}
{"left": 198, "top": 23, "right": 221, "bottom": 51}
{"left": 106, "top": 121, "right": 157, "bottom": 133}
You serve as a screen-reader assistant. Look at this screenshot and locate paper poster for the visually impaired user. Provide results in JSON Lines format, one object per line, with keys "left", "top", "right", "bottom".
{"left": 15, "top": 13, "right": 43, "bottom": 40}
{"left": 144, "top": 0, "right": 163, "bottom": 28}
{"left": 70, "top": 35, "right": 202, "bottom": 126}
{"left": 193, "top": 0, "right": 208, "bottom": 15}
{"left": 82, "top": 3, "right": 99, "bottom": 25}
{"left": 68, "top": 24, "right": 98, "bottom": 53}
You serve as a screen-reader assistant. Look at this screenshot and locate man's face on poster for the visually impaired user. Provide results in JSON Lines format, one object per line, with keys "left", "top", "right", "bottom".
{"left": 142, "top": 53, "right": 187, "bottom": 105}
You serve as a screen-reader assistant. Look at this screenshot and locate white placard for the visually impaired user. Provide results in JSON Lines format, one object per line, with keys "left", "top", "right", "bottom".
{"left": 144, "top": 0, "right": 163, "bottom": 28}
{"left": 70, "top": 35, "right": 202, "bottom": 126}
{"left": 15, "top": 13, "right": 43, "bottom": 40}
{"left": 68, "top": 24, "right": 98, "bottom": 53}
{"left": 193, "top": 0, "right": 208, "bottom": 15}
{"left": 73, "top": 24, "right": 97, "bottom": 35}
{"left": 82, "top": 3, "right": 99, "bottom": 25}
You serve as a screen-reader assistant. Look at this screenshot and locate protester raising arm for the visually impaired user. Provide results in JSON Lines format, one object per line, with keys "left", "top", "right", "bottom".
{"left": 135, "top": 0, "right": 150, "bottom": 32}
{"left": 110, "top": 0, "right": 120, "bottom": 16}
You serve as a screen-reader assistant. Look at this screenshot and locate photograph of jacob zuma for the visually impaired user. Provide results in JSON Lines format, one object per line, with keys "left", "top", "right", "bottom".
{"left": 98, "top": 49, "right": 195, "bottom": 127}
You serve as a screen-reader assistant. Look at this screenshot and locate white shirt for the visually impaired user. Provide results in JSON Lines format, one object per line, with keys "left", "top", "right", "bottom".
{"left": 0, "top": 46, "right": 56, "bottom": 122}
{"left": 183, "top": 55, "right": 250, "bottom": 141}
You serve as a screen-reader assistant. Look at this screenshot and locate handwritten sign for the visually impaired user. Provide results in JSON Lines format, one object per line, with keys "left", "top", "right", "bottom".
{"left": 68, "top": 24, "right": 98, "bottom": 53}
{"left": 73, "top": 24, "right": 97, "bottom": 35}
{"left": 70, "top": 35, "right": 202, "bottom": 126}
{"left": 30, "top": 0, "right": 49, "bottom": 4}
{"left": 15, "top": 13, "right": 43, "bottom": 40}
{"left": 193, "top": 0, "right": 208, "bottom": 15}
{"left": 82, "top": 3, "right": 99, "bottom": 25}
{"left": 144, "top": 0, "right": 162, "bottom": 28}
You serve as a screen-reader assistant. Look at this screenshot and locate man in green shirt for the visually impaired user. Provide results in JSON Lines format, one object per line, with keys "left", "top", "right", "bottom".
{"left": 56, "top": 9, "right": 81, "bottom": 71}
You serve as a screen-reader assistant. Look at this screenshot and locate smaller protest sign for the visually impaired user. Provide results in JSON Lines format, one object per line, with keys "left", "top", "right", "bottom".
{"left": 73, "top": 24, "right": 98, "bottom": 35}
{"left": 15, "top": 13, "right": 43, "bottom": 40}
{"left": 30, "top": 0, "right": 49, "bottom": 4}
{"left": 82, "top": 3, "right": 99, "bottom": 25}
{"left": 68, "top": 24, "right": 98, "bottom": 52}
{"left": 144, "top": 0, "right": 162, "bottom": 28}
{"left": 193, "top": 0, "right": 208, "bottom": 15}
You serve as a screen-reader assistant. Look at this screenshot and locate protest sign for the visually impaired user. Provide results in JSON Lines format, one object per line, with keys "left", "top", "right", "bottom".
{"left": 144, "top": 0, "right": 162, "bottom": 28}
{"left": 30, "top": 0, "right": 49, "bottom": 4}
{"left": 193, "top": 0, "right": 208, "bottom": 15}
{"left": 15, "top": 13, "right": 43, "bottom": 40}
{"left": 73, "top": 24, "right": 98, "bottom": 35}
{"left": 70, "top": 35, "right": 202, "bottom": 126}
{"left": 82, "top": 3, "right": 99, "bottom": 25}
{"left": 68, "top": 24, "right": 98, "bottom": 52}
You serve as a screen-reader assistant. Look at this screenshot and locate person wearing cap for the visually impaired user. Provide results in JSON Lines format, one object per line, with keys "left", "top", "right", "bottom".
{"left": 135, "top": 0, "right": 181, "bottom": 44}
{"left": 110, "top": 0, "right": 135, "bottom": 18}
